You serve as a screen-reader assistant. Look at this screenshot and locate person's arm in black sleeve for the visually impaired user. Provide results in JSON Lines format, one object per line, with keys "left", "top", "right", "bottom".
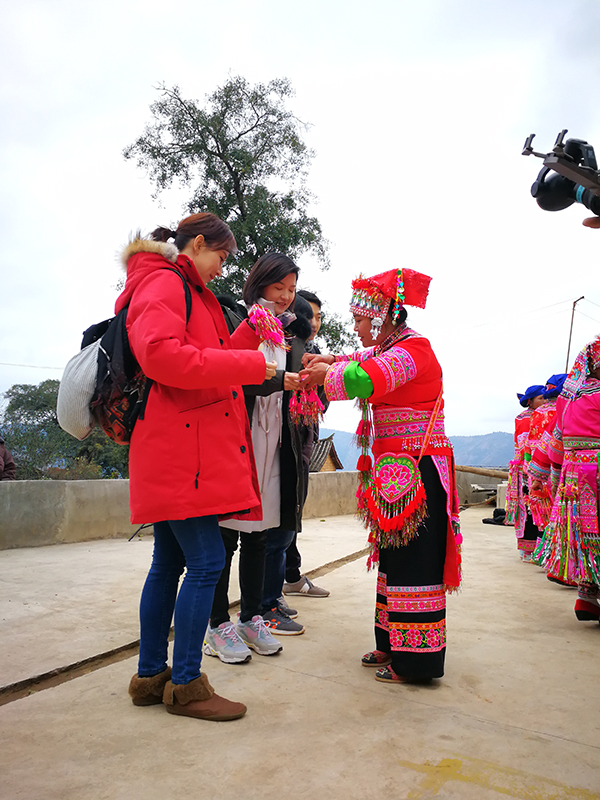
{"left": 243, "top": 370, "right": 285, "bottom": 397}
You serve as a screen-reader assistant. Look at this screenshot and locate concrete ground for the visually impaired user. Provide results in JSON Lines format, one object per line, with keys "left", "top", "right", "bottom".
{"left": 0, "top": 508, "right": 598, "bottom": 800}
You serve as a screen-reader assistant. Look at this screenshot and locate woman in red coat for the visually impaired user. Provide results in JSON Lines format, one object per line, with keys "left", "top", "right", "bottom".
{"left": 123, "top": 213, "right": 275, "bottom": 721}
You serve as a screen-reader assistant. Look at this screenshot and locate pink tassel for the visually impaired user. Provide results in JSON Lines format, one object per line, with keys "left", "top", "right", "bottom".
{"left": 247, "top": 304, "right": 288, "bottom": 350}
{"left": 288, "top": 387, "right": 325, "bottom": 425}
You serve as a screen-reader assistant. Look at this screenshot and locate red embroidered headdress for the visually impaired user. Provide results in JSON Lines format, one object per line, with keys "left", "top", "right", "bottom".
{"left": 350, "top": 268, "right": 432, "bottom": 336}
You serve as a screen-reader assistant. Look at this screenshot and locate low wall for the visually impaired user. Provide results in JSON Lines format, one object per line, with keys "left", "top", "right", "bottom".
{"left": 0, "top": 466, "right": 506, "bottom": 550}
{"left": 0, "top": 480, "right": 138, "bottom": 550}
{"left": 0, "top": 471, "right": 360, "bottom": 550}
{"left": 454, "top": 465, "right": 508, "bottom": 506}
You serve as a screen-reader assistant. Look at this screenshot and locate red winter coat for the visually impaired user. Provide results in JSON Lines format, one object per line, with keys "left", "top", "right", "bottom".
{"left": 116, "top": 239, "right": 267, "bottom": 524}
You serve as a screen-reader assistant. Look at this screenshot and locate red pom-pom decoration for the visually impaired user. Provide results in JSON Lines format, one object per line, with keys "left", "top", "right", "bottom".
{"left": 357, "top": 419, "right": 371, "bottom": 438}
{"left": 357, "top": 454, "right": 372, "bottom": 472}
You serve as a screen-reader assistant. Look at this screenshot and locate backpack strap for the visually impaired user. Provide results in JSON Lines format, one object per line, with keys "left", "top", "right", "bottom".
{"left": 161, "top": 266, "right": 192, "bottom": 324}
{"left": 137, "top": 267, "right": 192, "bottom": 424}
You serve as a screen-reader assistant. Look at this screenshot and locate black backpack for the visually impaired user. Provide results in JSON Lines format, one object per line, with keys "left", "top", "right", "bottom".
{"left": 84, "top": 267, "right": 192, "bottom": 445}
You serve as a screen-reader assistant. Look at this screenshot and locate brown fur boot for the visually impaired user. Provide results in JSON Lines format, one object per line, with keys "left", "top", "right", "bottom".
{"left": 162, "top": 673, "right": 247, "bottom": 721}
{"left": 128, "top": 667, "right": 172, "bottom": 706}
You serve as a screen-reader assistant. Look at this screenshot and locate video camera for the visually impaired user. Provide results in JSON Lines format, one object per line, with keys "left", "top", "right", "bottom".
{"left": 522, "top": 129, "right": 600, "bottom": 215}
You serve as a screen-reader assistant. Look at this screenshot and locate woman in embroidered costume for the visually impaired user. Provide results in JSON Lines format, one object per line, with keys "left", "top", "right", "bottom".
{"left": 530, "top": 338, "right": 600, "bottom": 621}
{"left": 525, "top": 375, "right": 566, "bottom": 532}
{"left": 504, "top": 384, "right": 545, "bottom": 561}
{"left": 528, "top": 378, "right": 576, "bottom": 586}
{"left": 301, "top": 268, "right": 461, "bottom": 684}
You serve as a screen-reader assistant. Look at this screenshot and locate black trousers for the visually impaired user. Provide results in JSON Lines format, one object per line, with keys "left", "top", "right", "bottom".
{"left": 285, "top": 532, "right": 302, "bottom": 584}
{"left": 374, "top": 456, "right": 448, "bottom": 679}
{"left": 210, "top": 527, "right": 267, "bottom": 626}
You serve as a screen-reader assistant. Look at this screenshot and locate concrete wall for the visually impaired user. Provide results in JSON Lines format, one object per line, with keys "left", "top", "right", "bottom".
{"left": 0, "top": 471, "right": 360, "bottom": 550}
{"left": 0, "top": 467, "right": 505, "bottom": 550}
{"left": 454, "top": 469, "right": 506, "bottom": 506}
{"left": 0, "top": 480, "right": 139, "bottom": 550}
{"left": 304, "top": 470, "right": 358, "bottom": 519}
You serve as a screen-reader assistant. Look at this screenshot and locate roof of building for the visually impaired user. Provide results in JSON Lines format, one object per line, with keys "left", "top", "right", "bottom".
{"left": 309, "top": 434, "right": 344, "bottom": 473}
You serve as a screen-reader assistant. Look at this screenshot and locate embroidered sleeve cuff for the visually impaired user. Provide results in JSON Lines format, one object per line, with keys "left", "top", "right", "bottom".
{"left": 528, "top": 461, "right": 550, "bottom": 482}
{"left": 360, "top": 346, "right": 417, "bottom": 395}
{"left": 324, "top": 361, "right": 374, "bottom": 401}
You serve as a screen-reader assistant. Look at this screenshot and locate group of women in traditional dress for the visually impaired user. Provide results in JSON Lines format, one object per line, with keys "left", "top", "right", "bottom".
{"left": 529, "top": 340, "right": 600, "bottom": 623}
{"left": 506, "top": 376, "right": 566, "bottom": 563}
{"left": 506, "top": 337, "right": 600, "bottom": 627}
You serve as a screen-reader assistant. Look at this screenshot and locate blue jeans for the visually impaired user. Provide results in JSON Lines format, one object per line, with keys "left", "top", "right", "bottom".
{"left": 262, "top": 526, "right": 296, "bottom": 612}
{"left": 137, "top": 516, "right": 225, "bottom": 685}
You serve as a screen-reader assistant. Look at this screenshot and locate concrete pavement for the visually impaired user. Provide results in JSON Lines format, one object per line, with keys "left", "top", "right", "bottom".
{"left": 0, "top": 509, "right": 599, "bottom": 799}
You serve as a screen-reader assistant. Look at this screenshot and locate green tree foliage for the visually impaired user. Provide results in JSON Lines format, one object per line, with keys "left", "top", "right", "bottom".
{"left": 318, "top": 313, "right": 357, "bottom": 353}
{"left": 123, "top": 76, "right": 330, "bottom": 296}
{"left": 1, "top": 380, "right": 129, "bottom": 479}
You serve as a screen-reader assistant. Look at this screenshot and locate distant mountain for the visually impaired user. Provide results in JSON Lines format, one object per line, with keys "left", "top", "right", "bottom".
{"left": 319, "top": 428, "right": 358, "bottom": 471}
{"left": 450, "top": 432, "right": 513, "bottom": 469}
{"left": 320, "top": 428, "right": 513, "bottom": 470}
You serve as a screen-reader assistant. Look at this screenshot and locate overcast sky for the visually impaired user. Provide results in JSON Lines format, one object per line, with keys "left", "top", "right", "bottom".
{"left": 3, "top": 0, "right": 600, "bottom": 439}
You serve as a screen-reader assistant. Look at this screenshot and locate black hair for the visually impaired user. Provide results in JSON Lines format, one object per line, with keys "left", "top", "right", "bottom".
{"left": 297, "top": 289, "right": 322, "bottom": 308}
{"left": 242, "top": 253, "right": 299, "bottom": 309}
{"left": 294, "top": 294, "right": 314, "bottom": 320}
{"left": 151, "top": 212, "right": 236, "bottom": 254}
{"left": 389, "top": 303, "right": 408, "bottom": 326}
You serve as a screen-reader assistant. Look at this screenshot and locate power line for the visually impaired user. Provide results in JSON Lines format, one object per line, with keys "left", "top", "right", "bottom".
{"left": 583, "top": 298, "right": 600, "bottom": 310}
{"left": 0, "top": 362, "right": 62, "bottom": 370}
{"left": 464, "top": 300, "right": 572, "bottom": 331}
{"left": 575, "top": 310, "right": 600, "bottom": 325}
{"left": 459, "top": 296, "right": 594, "bottom": 333}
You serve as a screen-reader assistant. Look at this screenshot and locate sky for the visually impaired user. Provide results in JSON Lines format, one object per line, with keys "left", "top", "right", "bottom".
{"left": 3, "top": 0, "right": 600, "bottom": 438}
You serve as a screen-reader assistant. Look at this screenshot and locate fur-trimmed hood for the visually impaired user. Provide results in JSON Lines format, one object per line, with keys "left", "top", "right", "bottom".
{"left": 120, "top": 237, "right": 179, "bottom": 270}
{"left": 116, "top": 237, "right": 196, "bottom": 315}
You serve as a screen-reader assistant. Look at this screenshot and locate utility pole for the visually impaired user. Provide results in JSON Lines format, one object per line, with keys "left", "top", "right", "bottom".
{"left": 566, "top": 296, "right": 585, "bottom": 372}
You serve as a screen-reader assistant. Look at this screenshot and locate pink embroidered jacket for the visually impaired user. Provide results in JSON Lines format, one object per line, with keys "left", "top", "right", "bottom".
{"left": 323, "top": 327, "right": 460, "bottom": 589}
{"left": 325, "top": 332, "right": 453, "bottom": 459}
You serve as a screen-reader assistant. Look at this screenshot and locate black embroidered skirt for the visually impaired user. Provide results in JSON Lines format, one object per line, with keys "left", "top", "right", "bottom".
{"left": 374, "top": 456, "right": 448, "bottom": 679}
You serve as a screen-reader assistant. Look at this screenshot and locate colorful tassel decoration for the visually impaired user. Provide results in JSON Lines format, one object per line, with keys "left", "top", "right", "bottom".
{"left": 288, "top": 387, "right": 325, "bottom": 426}
{"left": 529, "top": 487, "right": 552, "bottom": 530}
{"left": 539, "top": 471, "right": 600, "bottom": 585}
{"left": 247, "top": 304, "right": 289, "bottom": 351}
{"left": 356, "top": 419, "right": 371, "bottom": 438}
{"left": 353, "top": 401, "right": 373, "bottom": 451}
{"left": 356, "top": 454, "right": 372, "bottom": 472}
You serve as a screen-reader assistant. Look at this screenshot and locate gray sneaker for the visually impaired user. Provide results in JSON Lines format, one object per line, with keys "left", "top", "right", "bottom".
{"left": 262, "top": 606, "right": 305, "bottom": 635}
{"left": 283, "top": 576, "right": 330, "bottom": 597}
{"left": 235, "top": 615, "right": 283, "bottom": 656}
{"left": 277, "top": 596, "right": 298, "bottom": 618}
{"left": 203, "top": 621, "right": 252, "bottom": 664}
